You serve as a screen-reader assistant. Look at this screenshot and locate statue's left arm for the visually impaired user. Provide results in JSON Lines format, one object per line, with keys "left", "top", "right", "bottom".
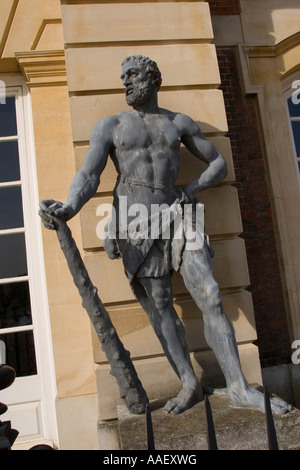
{"left": 178, "top": 114, "right": 228, "bottom": 200}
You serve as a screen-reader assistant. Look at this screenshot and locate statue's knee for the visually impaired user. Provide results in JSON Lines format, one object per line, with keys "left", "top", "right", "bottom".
{"left": 204, "top": 282, "right": 222, "bottom": 311}
{"left": 154, "top": 296, "right": 172, "bottom": 314}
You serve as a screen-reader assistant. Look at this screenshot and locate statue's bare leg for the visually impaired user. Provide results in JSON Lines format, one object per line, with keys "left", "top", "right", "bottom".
{"left": 180, "top": 242, "right": 292, "bottom": 414}
{"left": 131, "top": 274, "right": 203, "bottom": 414}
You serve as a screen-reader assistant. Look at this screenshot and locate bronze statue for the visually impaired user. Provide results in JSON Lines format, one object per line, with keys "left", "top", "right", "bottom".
{"left": 40, "top": 55, "right": 291, "bottom": 415}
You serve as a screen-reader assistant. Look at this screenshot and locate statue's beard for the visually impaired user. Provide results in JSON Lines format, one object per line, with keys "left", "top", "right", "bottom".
{"left": 125, "top": 82, "right": 152, "bottom": 107}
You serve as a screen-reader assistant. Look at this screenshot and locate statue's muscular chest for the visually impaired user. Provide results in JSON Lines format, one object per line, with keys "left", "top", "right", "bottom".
{"left": 113, "top": 112, "right": 180, "bottom": 153}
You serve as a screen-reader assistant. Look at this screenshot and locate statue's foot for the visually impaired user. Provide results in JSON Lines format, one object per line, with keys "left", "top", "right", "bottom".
{"left": 163, "top": 384, "right": 204, "bottom": 415}
{"left": 227, "top": 383, "right": 293, "bottom": 415}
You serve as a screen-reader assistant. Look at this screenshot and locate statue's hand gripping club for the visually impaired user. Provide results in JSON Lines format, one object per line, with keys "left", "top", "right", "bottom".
{"left": 39, "top": 199, "right": 76, "bottom": 231}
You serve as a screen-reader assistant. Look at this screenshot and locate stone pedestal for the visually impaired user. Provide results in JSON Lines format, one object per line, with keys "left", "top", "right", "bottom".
{"left": 118, "top": 392, "right": 300, "bottom": 450}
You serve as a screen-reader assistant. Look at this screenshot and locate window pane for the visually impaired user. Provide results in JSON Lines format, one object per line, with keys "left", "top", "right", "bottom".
{"left": 0, "top": 233, "right": 27, "bottom": 278}
{"left": 0, "top": 331, "right": 37, "bottom": 377}
{"left": 0, "top": 141, "right": 20, "bottom": 183}
{"left": 291, "top": 121, "right": 300, "bottom": 157}
{"left": 288, "top": 95, "right": 300, "bottom": 118}
{"left": 0, "top": 281, "right": 32, "bottom": 328}
{"left": 0, "top": 186, "right": 24, "bottom": 230}
{"left": 0, "top": 97, "right": 17, "bottom": 137}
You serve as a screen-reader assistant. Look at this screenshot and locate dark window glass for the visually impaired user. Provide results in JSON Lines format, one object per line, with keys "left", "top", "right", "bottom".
{"left": 0, "top": 97, "right": 18, "bottom": 137}
{"left": 0, "top": 330, "right": 37, "bottom": 377}
{"left": 0, "top": 186, "right": 24, "bottom": 230}
{"left": 288, "top": 95, "right": 300, "bottom": 118}
{"left": 291, "top": 121, "right": 300, "bottom": 157}
{"left": 0, "top": 94, "right": 38, "bottom": 380}
{"left": 0, "top": 233, "right": 27, "bottom": 278}
{"left": 0, "top": 141, "right": 20, "bottom": 183}
{"left": 0, "top": 281, "right": 32, "bottom": 329}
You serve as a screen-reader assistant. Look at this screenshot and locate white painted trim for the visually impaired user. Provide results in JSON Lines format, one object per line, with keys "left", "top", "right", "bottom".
{"left": 0, "top": 227, "right": 25, "bottom": 235}
{"left": 0, "top": 74, "right": 59, "bottom": 447}
{"left": 0, "top": 275, "right": 29, "bottom": 284}
{"left": 18, "top": 78, "right": 59, "bottom": 447}
{"left": 283, "top": 73, "right": 300, "bottom": 190}
{"left": 0, "top": 325, "right": 33, "bottom": 335}
{"left": 0, "top": 181, "right": 21, "bottom": 188}
{"left": 0, "top": 135, "right": 18, "bottom": 141}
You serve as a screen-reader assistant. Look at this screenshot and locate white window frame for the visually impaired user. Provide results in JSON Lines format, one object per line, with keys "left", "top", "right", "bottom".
{"left": 283, "top": 74, "right": 300, "bottom": 190}
{"left": 0, "top": 74, "right": 58, "bottom": 447}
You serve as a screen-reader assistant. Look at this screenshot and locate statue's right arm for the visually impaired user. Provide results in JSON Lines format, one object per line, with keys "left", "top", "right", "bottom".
{"left": 39, "top": 117, "right": 114, "bottom": 228}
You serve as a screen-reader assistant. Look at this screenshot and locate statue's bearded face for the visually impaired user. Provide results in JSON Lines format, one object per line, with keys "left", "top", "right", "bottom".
{"left": 121, "top": 61, "right": 154, "bottom": 107}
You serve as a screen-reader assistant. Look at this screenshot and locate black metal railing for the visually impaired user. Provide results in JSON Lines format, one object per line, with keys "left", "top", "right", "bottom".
{"left": 264, "top": 387, "right": 279, "bottom": 450}
{"left": 145, "top": 388, "right": 280, "bottom": 451}
{"left": 0, "top": 375, "right": 282, "bottom": 451}
{"left": 0, "top": 364, "right": 19, "bottom": 450}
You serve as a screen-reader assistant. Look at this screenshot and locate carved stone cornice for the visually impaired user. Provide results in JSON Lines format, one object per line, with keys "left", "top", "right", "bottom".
{"left": 242, "top": 31, "right": 300, "bottom": 59}
{"left": 15, "top": 50, "right": 67, "bottom": 87}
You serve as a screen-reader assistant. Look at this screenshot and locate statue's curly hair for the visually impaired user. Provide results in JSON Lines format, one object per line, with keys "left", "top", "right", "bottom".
{"left": 122, "top": 55, "right": 162, "bottom": 91}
